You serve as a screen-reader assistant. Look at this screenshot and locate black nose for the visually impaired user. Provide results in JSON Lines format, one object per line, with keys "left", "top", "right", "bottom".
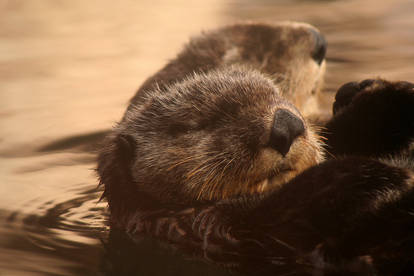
{"left": 268, "top": 109, "right": 305, "bottom": 156}
{"left": 310, "top": 29, "right": 327, "bottom": 65}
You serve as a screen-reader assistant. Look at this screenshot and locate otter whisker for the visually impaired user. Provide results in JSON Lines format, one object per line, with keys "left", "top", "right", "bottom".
{"left": 186, "top": 155, "right": 231, "bottom": 200}
{"left": 167, "top": 151, "right": 224, "bottom": 172}
{"left": 266, "top": 234, "right": 297, "bottom": 253}
{"left": 310, "top": 131, "right": 328, "bottom": 142}
{"left": 205, "top": 160, "right": 232, "bottom": 198}
{"left": 186, "top": 154, "right": 227, "bottom": 180}
{"left": 209, "top": 157, "right": 237, "bottom": 199}
{"left": 167, "top": 155, "right": 207, "bottom": 172}
{"left": 300, "top": 139, "right": 321, "bottom": 155}
{"left": 310, "top": 124, "right": 328, "bottom": 132}
{"left": 323, "top": 148, "right": 336, "bottom": 159}
{"left": 198, "top": 159, "right": 228, "bottom": 200}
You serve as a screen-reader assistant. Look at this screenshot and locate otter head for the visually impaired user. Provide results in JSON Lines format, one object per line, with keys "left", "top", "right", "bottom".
{"left": 99, "top": 67, "right": 324, "bottom": 206}
{"left": 136, "top": 22, "right": 327, "bottom": 118}
{"left": 98, "top": 22, "right": 327, "bottom": 212}
{"left": 217, "top": 22, "right": 327, "bottom": 116}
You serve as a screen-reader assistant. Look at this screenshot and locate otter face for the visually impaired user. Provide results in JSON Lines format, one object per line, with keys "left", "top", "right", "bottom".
{"left": 216, "top": 22, "right": 327, "bottom": 115}
{"left": 113, "top": 67, "right": 324, "bottom": 203}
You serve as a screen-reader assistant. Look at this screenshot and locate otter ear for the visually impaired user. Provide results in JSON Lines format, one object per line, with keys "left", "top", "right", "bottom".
{"left": 97, "top": 134, "right": 136, "bottom": 209}
{"left": 113, "top": 134, "right": 136, "bottom": 163}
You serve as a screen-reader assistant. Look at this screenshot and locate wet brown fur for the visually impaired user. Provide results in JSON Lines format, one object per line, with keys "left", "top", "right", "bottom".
{"left": 97, "top": 22, "right": 414, "bottom": 275}
{"left": 99, "top": 22, "right": 326, "bottom": 211}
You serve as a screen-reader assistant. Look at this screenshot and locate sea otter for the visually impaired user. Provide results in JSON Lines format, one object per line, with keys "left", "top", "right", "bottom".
{"left": 97, "top": 22, "right": 414, "bottom": 275}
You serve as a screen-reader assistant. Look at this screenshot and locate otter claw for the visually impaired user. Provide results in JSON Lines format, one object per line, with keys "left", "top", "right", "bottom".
{"left": 192, "top": 206, "right": 216, "bottom": 240}
{"left": 126, "top": 209, "right": 189, "bottom": 242}
{"left": 154, "top": 215, "right": 188, "bottom": 241}
{"left": 193, "top": 206, "right": 239, "bottom": 254}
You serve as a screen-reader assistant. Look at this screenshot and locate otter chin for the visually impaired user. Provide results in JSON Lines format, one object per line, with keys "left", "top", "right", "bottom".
{"left": 258, "top": 154, "right": 323, "bottom": 194}
{"left": 231, "top": 130, "right": 325, "bottom": 198}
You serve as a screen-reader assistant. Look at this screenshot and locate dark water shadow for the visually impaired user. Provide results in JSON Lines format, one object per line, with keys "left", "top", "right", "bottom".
{"left": 37, "top": 130, "right": 110, "bottom": 154}
{"left": 101, "top": 229, "right": 234, "bottom": 276}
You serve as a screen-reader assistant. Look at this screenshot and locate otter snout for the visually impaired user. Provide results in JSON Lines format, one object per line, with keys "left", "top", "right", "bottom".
{"left": 268, "top": 109, "right": 305, "bottom": 156}
{"left": 310, "top": 29, "right": 327, "bottom": 65}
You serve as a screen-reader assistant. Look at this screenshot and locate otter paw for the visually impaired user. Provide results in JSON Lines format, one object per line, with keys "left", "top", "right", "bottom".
{"left": 326, "top": 79, "right": 414, "bottom": 157}
{"left": 127, "top": 208, "right": 194, "bottom": 243}
{"left": 333, "top": 79, "right": 379, "bottom": 115}
{"left": 333, "top": 79, "right": 414, "bottom": 115}
{"left": 152, "top": 215, "right": 186, "bottom": 240}
{"left": 192, "top": 206, "right": 239, "bottom": 254}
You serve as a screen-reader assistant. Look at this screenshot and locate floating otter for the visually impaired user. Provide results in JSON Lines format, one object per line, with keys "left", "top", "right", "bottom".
{"left": 97, "top": 22, "right": 414, "bottom": 275}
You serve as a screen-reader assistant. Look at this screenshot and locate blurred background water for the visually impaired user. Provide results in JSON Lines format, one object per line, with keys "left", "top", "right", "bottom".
{"left": 1, "top": 0, "right": 414, "bottom": 275}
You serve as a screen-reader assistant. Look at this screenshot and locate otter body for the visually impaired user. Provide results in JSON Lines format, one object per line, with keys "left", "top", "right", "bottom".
{"left": 98, "top": 23, "right": 414, "bottom": 275}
